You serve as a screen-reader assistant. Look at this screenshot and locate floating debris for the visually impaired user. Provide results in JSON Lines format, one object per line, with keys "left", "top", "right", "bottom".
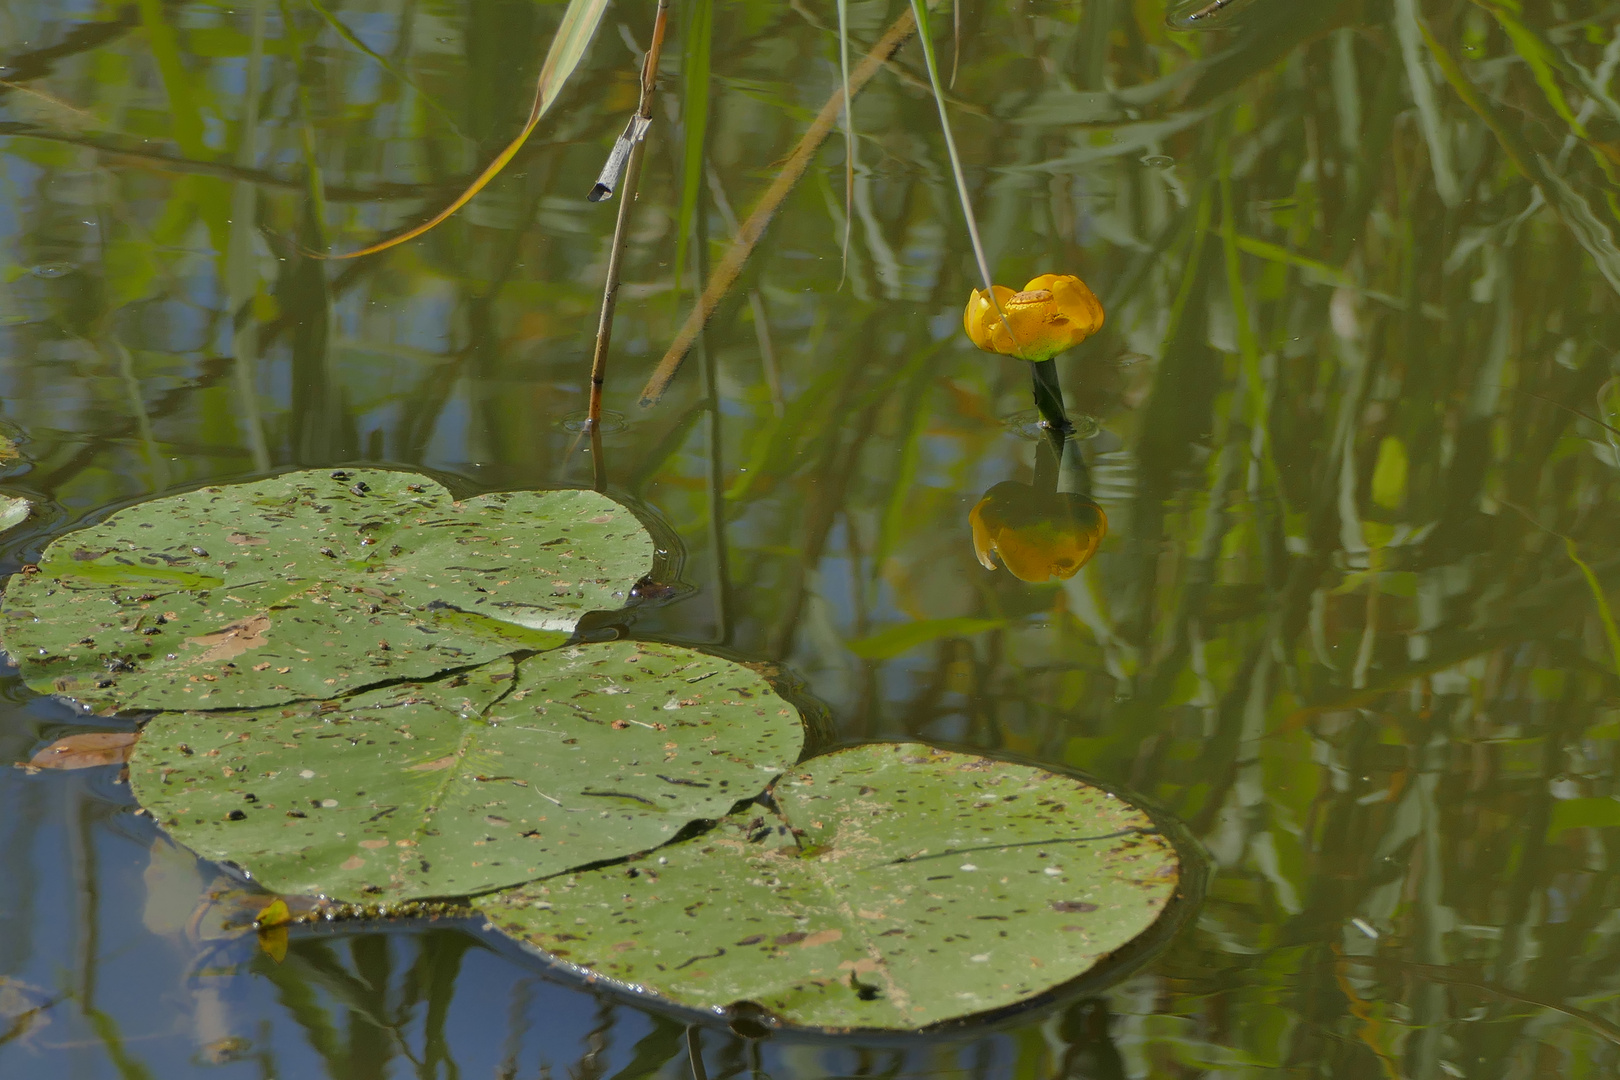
{"left": 1166, "top": 0, "right": 1261, "bottom": 31}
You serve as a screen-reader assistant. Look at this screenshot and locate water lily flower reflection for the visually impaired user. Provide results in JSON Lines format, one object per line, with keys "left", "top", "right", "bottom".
{"left": 963, "top": 274, "right": 1105, "bottom": 362}
{"left": 970, "top": 482, "right": 1107, "bottom": 583}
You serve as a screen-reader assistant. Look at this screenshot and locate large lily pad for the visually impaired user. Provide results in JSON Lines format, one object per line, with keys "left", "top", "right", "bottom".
{"left": 0, "top": 469, "right": 654, "bottom": 712}
{"left": 478, "top": 743, "right": 1180, "bottom": 1031}
{"left": 129, "top": 641, "right": 804, "bottom": 901}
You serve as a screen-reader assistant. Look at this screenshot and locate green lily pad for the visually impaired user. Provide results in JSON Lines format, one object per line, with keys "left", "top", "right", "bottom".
{"left": 0, "top": 469, "right": 654, "bottom": 712}
{"left": 0, "top": 495, "right": 30, "bottom": 534}
{"left": 478, "top": 743, "right": 1180, "bottom": 1031}
{"left": 129, "top": 640, "right": 805, "bottom": 900}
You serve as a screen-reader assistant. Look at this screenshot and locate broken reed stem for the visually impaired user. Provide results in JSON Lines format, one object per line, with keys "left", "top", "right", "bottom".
{"left": 587, "top": 0, "right": 670, "bottom": 426}
{"left": 587, "top": 139, "right": 649, "bottom": 423}
{"left": 638, "top": 6, "right": 921, "bottom": 407}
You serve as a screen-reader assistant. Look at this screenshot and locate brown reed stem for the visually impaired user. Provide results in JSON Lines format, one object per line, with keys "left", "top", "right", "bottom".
{"left": 587, "top": 0, "right": 670, "bottom": 426}
{"left": 638, "top": 5, "right": 920, "bottom": 407}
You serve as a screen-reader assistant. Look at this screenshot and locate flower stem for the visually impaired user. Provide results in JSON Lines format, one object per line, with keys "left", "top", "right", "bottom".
{"left": 1029, "top": 360, "right": 1091, "bottom": 494}
{"left": 1030, "top": 358, "right": 1072, "bottom": 463}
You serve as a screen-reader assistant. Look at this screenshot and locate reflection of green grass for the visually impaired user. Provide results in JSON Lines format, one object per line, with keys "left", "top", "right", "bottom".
{"left": 1564, "top": 537, "right": 1620, "bottom": 677}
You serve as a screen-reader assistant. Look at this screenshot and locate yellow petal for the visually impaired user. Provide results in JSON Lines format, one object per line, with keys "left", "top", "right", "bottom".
{"left": 966, "top": 484, "right": 1108, "bottom": 582}
{"left": 969, "top": 497, "right": 999, "bottom": 570}
{"left": 964, "top": 276, "right": 1106, "bottom": 360}
{"left": 963, "top": 285, "right": 1017, "bottom": 354}
{"left": 1046, "top": 275, "right": 1105, "bottom": 339}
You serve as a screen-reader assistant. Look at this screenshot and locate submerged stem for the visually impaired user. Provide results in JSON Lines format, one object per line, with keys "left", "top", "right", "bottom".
{"left": 1030, "top": 359, "right": 1069, "bottom": 440}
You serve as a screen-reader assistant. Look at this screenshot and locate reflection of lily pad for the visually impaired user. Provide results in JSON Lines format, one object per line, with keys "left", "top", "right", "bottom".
{"left": 0, "top": 469, "right": 654, "bottom": 712}
{"left": 130, "top": 641, "right": 805, "bottom": 901}
{"left": 479, "top": 743, "right": 1179, "bottom": 1031}
{"left": 0, "top": 495, "right": 30, "bottom": 534}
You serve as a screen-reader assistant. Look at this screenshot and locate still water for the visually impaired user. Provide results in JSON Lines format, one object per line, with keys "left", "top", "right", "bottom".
{"left": 5, "top": 0, "right": 1620, "bottom": 1075}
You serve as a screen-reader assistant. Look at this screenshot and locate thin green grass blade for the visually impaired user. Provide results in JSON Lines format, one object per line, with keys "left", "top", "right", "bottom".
{"left": 138, "top": 0, "right": 206, "bottom": 157}
{"left": 1472, "top": 0, "right": 1585, "bottom": 132}
{"left": 1470, "top": 1, "right": 1620, "bottom": 192}
{"left": 307, "top": 0, "right": 468, "bottom": 138}
{"left": 1565, "top": 538, "right": 1620, "bottom": 677}
{"left": 950, "top": 0, "right": 961, "bottom": 88}
{"left": 848, "top": 617, "right": 1009, "bottom": 660}
{"left": 1393, "top": 0, "right": 1460, "bottom": 206}
{"left": 873, "top": 360, "right": 935, "bottom": 574}
{"left": 1219, "top": 162, "right": 1271, "bottom": 459}
{"left": 674, "top": 0, "right": 713, "bottom": 294}
{"left": 1419, "top": 20, "right": 1620, "bottom": 297}
{"left": 908, "top": 0, "right": 995, "bottom": 297}
{"left": 1233, "top": 234, "right": 1354, "bottom": 288}
{"left": 325, "top": 0, "right": 610, "bottom": 258}
{"left": 837, "top": 0, "right": 855, "bottom": 284}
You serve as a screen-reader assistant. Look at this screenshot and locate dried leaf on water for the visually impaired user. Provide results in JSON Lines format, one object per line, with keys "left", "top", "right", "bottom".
{"left": 26, "top": 730, "right": 138, "bottom": 770}
{"left": 0, "top": 495, "right": 30, "bottom": 534}
{"left": 321, "top": 0, "right": 611, "bottom": 258}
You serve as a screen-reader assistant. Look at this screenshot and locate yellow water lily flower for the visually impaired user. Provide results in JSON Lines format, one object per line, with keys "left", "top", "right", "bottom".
{"left": 963, "top": 274, "right": 1105, "bottom": 362}
{"left": 969, "top": 481, "right": 1107, "bottom": 583}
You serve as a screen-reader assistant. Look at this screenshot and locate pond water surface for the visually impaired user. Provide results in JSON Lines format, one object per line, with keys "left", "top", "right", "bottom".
{"left": 5, "top": 0, "right": 1620, "bottom": 1077}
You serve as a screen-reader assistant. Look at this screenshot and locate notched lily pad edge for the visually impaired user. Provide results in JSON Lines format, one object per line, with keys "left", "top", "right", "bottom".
{"left": 0, "top": 466, "right": 686, "bottom": 718}
{"left": 477, "top": 739, "right": 1211, "bottom": 1039}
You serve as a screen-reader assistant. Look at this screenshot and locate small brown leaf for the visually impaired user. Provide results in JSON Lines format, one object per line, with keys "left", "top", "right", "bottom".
{"left": 408, "top": 755, "right": 457, "bottom": 772}
{"left": 185, "top": 615, "right": 271, "bottom": 663}
{"left": 27, "top": 731, "right": 139, "bottom": 770}
{"left": 1049, "top": 900, "right": 1098, "bottom": 914}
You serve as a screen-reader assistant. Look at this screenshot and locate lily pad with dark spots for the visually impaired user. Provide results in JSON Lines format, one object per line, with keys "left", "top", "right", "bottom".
{"left": 0, "top": 469, "right": 655, "bottom": 712}
{"left": 129, "top": 641, "right": 804, "bottom": 900}
{"left": 478, "top": 743, "right": 1181, "bottom": 1031}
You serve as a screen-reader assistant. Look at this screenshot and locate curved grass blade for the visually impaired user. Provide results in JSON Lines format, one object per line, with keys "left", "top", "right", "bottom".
{"left": 319, "top": 0, "right": 610, "bottom": 259}
{"left": 673, "top": 0, "right": 713, "bottom": 293}
{"left": 307, "top": 0, "right": 468, "bottom": 139}
{"left": 1418, "top": 18, "right": 1620, "bottom": 297}
{"left": 837, "top": 0, "right": 855, "bottom": 284}
{"left": 1566, "top": 538, "right": 1620, "bottom": 678}
{"left": 1393, "top": 0, "right": 1460, "bottom": 207}
{"left": 907, "top": 0, "right": 1023, "bottom": 355}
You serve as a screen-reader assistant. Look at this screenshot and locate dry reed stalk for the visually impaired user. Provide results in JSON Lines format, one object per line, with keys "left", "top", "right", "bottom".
{"left": 587, "top": 0, "right": 671, "bottom": 426}
{"left": 637, "top": 6, "right": 920, "bottom": 407}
